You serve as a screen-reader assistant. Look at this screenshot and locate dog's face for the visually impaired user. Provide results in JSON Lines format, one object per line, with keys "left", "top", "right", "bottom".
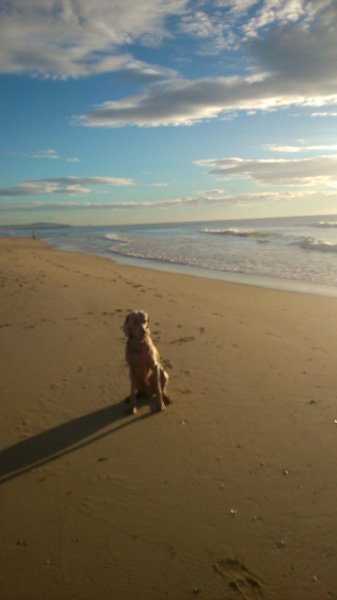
{"left": 123, "top": 310, "right": 150, "bottom": 340}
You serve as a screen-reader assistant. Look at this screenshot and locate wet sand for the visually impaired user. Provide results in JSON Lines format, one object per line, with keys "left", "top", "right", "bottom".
{"left": 1, "top": 236, "right": 337, "bottom": 599}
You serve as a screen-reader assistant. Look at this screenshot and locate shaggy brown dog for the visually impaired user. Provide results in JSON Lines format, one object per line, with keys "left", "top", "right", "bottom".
{"left": 123, "top": 310, "right": 170, "bottom": 414}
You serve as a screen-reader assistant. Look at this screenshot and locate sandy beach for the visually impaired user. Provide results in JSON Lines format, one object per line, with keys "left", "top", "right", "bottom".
{"left": 1, "top": 236, "right": 337, "bottom": 600}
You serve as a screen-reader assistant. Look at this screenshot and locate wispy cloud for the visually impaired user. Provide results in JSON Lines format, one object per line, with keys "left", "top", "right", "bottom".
{"left": 36, "top": 176, "right": 134, "bottom": 186}
{"left": 195, "top": 155, "right": 337, "bottom": 186}
{"left": 267, "top": 144, "right": 337, "bottom": 153}
{"left": 0, "top": 176, "right": 135, "bottom": 198}
{"left": 32, "top": 149, "right": 80, "bottom": 163}
{"left": 3, "top": 148, "right": 80, "bottom": 163}
{"left": 2, "top": 189, "right": 336, "bottom": 213}
{"left": 32, "top": 149, "right": 60, "bottom": 160}
{"left": 311, "top": 112, "right": 337, "bottom": 118}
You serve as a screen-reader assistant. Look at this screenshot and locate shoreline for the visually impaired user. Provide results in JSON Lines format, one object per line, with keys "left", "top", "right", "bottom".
{"left": 106, "top": 250, "right": 337, "bottom": 299}
{"left": 36, "top": 232, "right": 337, "bottom": 300}
{"left": 3, "top": 214, "right": 337, "bottom": 299}
{"left": 1, "top": 236, "right": 337, "bottom": 599}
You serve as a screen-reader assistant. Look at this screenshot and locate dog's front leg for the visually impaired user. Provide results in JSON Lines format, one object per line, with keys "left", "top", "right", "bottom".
{"left": 153, "top": 364, "right": 166, "bottom": 412}
{"left": 129, "top": 372, "right": 138, "bottom": 414}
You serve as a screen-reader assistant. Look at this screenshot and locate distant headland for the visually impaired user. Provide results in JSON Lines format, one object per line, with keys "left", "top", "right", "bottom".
{"left": 0, "top": 222, "right": 71, "bottom": 230}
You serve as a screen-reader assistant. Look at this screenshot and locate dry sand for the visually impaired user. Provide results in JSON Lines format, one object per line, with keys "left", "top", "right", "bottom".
{"left": 1, "top": 236, "right": 337, "bottom": 600}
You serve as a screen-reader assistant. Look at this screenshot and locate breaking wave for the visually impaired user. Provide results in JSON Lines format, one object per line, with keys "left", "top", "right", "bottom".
{"left": 312, "top": 221, "right": 337, "bottom": 228}
{"left": 107, "top": 246, "right": 196, "bottom": 268}
{"left": 201, "top": 228, "right": 271, "bottom": 239}
{"left": 104, "top": 233, "right": 128, "bottom": 244}
{"left": 13, "top": 216, "right": 337, "bottom": 294}
{"left": 299, "top": 237, "right": 337, "bottom": 252}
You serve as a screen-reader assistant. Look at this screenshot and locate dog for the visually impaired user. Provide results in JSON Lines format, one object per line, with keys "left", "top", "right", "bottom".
{"left": 123, "top": 310, "right": 170, "bottom": 414}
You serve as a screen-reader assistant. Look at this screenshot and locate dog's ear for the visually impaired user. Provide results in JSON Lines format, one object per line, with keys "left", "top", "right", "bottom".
{"left": 142, "top": 311, "right": 150, "bottom": 329}
{"left": 123, "top": 314, "right": 130, "bottom": 337}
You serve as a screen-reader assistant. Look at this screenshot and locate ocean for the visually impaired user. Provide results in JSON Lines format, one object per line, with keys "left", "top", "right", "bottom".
{"left": 3, "top": 214, "right": 337, "bottom": 297}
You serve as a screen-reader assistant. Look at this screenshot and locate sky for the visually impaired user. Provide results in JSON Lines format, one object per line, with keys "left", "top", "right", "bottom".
{"left": 2, "top": 0, "right": 337, "bottom": 226}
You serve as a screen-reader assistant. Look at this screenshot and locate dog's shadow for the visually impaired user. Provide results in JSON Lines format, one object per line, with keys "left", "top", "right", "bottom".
{"left": 0, "top": 398, "right": 153, "bottom": 485}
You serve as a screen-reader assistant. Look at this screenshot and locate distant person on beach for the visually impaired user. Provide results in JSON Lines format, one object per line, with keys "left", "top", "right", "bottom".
{"left": 32, "top": 230, "right": 36, "bottom": 240}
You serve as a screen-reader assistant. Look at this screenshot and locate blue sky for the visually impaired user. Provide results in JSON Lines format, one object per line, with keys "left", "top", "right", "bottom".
{"left": 2, "top": 0, "right": 337, "bottom": 225}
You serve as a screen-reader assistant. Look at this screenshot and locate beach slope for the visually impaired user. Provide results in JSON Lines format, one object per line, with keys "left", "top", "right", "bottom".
{"left": 1, "top": 237, "right": 337, "bottom": 599}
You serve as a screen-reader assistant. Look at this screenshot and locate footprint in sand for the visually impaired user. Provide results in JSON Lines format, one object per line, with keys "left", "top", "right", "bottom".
{"left": 214, "top": 559, "right": 263, "bottom": 599}
{"left": 170, "top": 336, "right": 195, "bottom": 344}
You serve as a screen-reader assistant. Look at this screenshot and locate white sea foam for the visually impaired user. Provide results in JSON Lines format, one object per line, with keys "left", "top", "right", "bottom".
{"left": 107, "top": 246, "right": 195, "bottom": 267}
{"left": 4, "top": 214, "right": 337, "bottom": 294}
{"left": 201, "top": 228, "right": 271, "bottom": 238}
{"left": 312, "top": 221, "right": 337, "bottom": 228}
{"left": 104, "top": 232, "right": 128, "bottom": 243}
{"left": 299, "top": 237, "right": 337, "bottom": 252}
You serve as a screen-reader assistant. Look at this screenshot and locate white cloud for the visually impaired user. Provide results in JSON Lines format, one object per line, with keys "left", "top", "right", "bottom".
{"left": 0, "top": 0, "right": 186, "bottom": 78}
{"left": 178, "top": 9, "right": 235, "bottom": 53}
{"left": 249, "top": 22, "right": 337, "bottom": 85}
{"left": 76, "top": 67, "right": 337, "bottom": 127}
{"left": 267, "top": 144, "right": 337, "bottom": 153}
{"left": 180, "top": 1, "right": 314, "bottom": 53}
{"left": 1, "top": 0, "right": 335, "bottom": 81}
{"left": 32, "top": 149, "right": 60, "bottom": 159}
{"left": 195, "top": 155, "right": 337, "bottom": 186}
{"left": 311, "top": 112, "right": 337, "bottom": 118}
{"left": 243, "top": 0, "right": 308, "bottom": 37}
{"left": 69, "top": 0, "right": 337, "bottom": 127}
{"left": 2, "top": 0, "right": 337, "bottom": 130}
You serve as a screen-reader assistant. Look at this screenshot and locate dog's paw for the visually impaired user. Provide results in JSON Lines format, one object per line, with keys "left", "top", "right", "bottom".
{"left": 150, "top": 400, "right": 165, "bottom": 413}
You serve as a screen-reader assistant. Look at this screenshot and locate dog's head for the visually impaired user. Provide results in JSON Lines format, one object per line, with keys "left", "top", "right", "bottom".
{"left": 123, "top": 310, "right": 150, "bottom": 340}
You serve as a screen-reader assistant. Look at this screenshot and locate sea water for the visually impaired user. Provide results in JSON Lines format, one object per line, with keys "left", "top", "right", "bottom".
{"left": 3, "top": 214, "right": 337, "bottom": 297}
